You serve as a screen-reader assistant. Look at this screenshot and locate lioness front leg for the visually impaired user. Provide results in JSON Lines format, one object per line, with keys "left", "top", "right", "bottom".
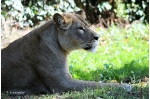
{"left": 59, "top": 78, "right": 128, "bottom": 93}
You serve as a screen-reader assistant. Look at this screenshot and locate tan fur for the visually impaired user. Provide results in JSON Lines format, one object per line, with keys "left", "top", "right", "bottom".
{"left": 2, "top": 10, "right": 124, "bottom": 95}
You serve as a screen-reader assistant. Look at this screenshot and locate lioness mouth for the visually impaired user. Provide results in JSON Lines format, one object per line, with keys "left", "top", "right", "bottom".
{"left": 84, "top": 46, "right": 92, "bottom": 50}
{"left": 83, "top": 42, "right": 98, "bottom": 52}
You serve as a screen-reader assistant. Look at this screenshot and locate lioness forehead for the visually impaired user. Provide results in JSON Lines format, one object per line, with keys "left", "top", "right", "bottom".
{"left": 62, "top": 13, "right": 89, "bottom": 26}
{"left": 74, "top": 14, "right": 89, "bottom": 26}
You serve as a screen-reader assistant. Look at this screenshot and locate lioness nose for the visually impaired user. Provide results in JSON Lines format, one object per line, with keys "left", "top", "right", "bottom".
{"left": 93, "top": 36, "right": 99, "bottom": 40}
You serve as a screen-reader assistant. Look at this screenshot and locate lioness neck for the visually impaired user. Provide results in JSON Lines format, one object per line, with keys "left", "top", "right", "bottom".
{"left": 34, "top": 20, "right": 71, "bottom": 77}
{"left": 36, "top": 20, "right": 69, "bottom": 63}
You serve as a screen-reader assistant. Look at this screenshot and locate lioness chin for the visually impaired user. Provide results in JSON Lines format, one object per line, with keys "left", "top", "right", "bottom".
{"left": 2, "top": 10, "right": 128, "bottom": 95}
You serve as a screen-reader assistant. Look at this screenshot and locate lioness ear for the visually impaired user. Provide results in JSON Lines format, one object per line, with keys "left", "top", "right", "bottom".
{"left": 75, "top": 10, "right": 86, "bottom": 19}
{"left": 53, "top": 13, "right": 72, "bottom": 30}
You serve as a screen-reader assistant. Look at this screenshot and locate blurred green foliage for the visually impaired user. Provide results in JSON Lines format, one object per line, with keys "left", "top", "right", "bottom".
{"left": 1, "top": 0, "right": 79, "bottom": 27}
{"left": 1, "top": 0, "right": 149, "bottom": 27}
{"left": 116, "top": 0, "right": 148, "bottom": 22}
{"left": 75, "top": 0, "right": 148, "bottom": 24}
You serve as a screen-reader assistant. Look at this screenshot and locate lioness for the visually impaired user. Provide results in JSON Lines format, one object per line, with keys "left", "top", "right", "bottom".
{"left": 2, "top": 10, "right": 126, "bottom": 94}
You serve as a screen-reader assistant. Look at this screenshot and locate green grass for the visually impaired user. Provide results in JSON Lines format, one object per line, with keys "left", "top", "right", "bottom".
{"left": 4, "top": 85, "right": 148, "bottom": 99}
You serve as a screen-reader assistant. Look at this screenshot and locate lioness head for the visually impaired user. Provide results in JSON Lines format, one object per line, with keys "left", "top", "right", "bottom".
{"left": 53, "top": 10, "right": 99, "bottom": 52}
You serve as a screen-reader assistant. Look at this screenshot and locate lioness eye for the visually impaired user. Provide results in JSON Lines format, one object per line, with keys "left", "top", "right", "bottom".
{"left": 78, "top": 27, "right": 84, "bottom": 31}
{"left": 78, "top": 27, "right": 84, "bottom": 34}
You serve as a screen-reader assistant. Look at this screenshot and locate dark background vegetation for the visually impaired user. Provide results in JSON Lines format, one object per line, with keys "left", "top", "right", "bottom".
{"left": 1, "top": 0, "right": 149, "bottom": 27}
